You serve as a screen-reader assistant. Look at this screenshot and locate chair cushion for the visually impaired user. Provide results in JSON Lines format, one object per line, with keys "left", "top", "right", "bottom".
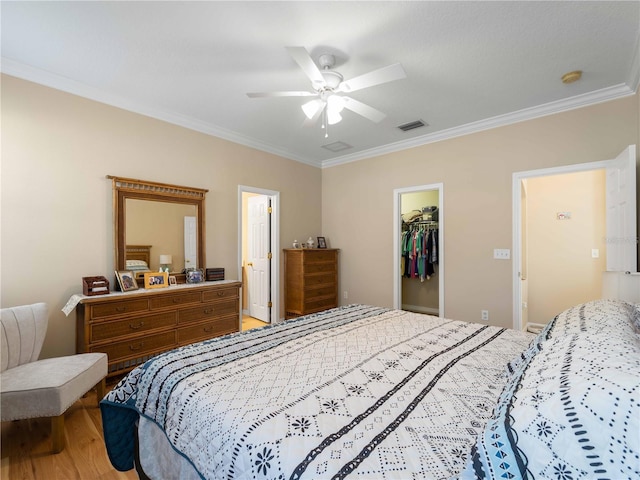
{"left": 1, "top": 352, "right": 107, "bottom": 420}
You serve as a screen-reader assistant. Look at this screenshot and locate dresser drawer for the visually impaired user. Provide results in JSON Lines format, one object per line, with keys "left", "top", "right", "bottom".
{"left": 304, "top": 262, "right": 336, "bottom": 274}
{"left": 304, "top": 250, "right": 336, "bottom": 263}
{"left": 304, "top": 297, "right": 337, "bottom": 312}
{"left": 93, "top": 331, "right": 176, "bottom": 361}
{"left": 90, "top": 299, "right": 149, "bottom": 319}
{"left": 202, "top": 286, "right": 239, "bottom": 302}
{"left": 150, "top": 292, "right": 201, "bottom": 309}
{"left": 305, "top": 285, "right": 336, "bottom": 299}
{"left": 177, "top": 314, "right": 238, "bottom": 344}
{"left": 91, "top": 311, "right": 177, "bottom": 342}
{"left": 178, "top": 298, "right": 238, "bottom": 324}
{"left": 303, "top": 273, "right": 336, "bottom": 287}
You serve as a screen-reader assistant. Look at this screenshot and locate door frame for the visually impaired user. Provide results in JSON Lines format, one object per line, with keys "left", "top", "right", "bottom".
{"left": 393, "top": 183, "right": 445, "bottom": 317}
{"left": 512, "top": 158, "right": 616, "bottom": 331}
{"left": 238, "top": 185, "right": 280, "bottom": 324}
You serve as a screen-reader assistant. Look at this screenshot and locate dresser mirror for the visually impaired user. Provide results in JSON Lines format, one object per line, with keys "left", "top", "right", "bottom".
{"left": 108, "top": 176, "right": 207, "bottom": 280}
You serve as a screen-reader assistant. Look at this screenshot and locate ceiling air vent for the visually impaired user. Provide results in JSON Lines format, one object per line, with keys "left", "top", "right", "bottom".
{"left": 322, "top": 141, "right": 352, "bottom": 152}
{"left": 397, "top": 120, "right": 428, "bottom": 132}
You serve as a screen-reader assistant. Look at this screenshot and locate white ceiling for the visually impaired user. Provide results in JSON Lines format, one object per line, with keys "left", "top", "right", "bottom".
{"left": 2, "top": 1, "right": 639, "bottom": 168}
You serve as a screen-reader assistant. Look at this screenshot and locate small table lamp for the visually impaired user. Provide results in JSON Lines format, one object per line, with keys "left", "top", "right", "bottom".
{"left": 159, "top": 254, "right": 173, "bottom": 273}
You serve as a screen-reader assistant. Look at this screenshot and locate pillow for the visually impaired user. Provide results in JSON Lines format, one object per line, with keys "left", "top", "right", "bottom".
{"left": 463, "top": 300, "right": 640, "bottom": 480}
{"left": 126, "top": 260, "right": 150, "bottom": 272}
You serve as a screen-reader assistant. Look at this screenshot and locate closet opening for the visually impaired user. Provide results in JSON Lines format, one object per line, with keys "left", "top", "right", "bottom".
{"left": 393, "top": 184, "right": 444, "bottom": 317}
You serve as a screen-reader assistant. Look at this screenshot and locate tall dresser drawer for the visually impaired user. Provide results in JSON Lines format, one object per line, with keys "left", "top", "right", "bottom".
{"left": 91, "top": 311, "right": 177, "bottom": 342}
{"left": 91, "top": 299, "right": 149, "bottom": 319}
{"left": 304, "top": 262, "right": 336, "bottom": 274}
{"left": 304, "top": 273, "right": 336, "bottom": 287}
{"left": 305, "top": 285, "right": 336, "bottom": 299}
{"left": 178, "top": 298, "right": 238, "bottom": 324}
{"left": 93, "top": 331, "right": 176, "bottom": 361}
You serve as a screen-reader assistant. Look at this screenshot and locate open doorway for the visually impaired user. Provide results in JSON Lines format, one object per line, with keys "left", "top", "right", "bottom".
{"left": 393, "top": 183, "right": 444, "bottom": 317}
{"left": 512, "top": 145, "right": 637, "bottom": 331}
{"left": 238, "top": 185, "right": 280, "bottom": 326}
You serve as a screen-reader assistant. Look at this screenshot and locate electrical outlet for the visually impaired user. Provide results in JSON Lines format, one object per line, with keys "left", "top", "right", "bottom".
{"left": 343, "top": 291, "right": 348, "bottom": 299}
{"left": 481, "top": 310, "right": 489, "bottom": 321}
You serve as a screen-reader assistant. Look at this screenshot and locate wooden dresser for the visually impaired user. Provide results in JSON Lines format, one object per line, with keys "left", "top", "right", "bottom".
{"left": 75, "top": 280, "right": 241, "bottom": 377}
{"left": 284, "top": 248, "right": 339, "bottom": 319}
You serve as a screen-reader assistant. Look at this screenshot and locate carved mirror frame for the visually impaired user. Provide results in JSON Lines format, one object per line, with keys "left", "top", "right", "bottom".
{"left": 108, "top": 175, "right": 207, "bottom": 277}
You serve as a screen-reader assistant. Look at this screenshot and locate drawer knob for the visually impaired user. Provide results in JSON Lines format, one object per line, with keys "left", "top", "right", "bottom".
{"left": 173, "top": 298, "right": 180, "bottom": 303}
{"left": 203, "top": 326, "right": 213, "bottom": 332}
{"left": 204, "top": 308, "right": 214, "bottom": 314}
{"left": 217, "top": 291, "right": 225, "bottom": 297}
{"left": 129, "top": 342, "right": 144, "bottom": 351}
{"left": 129, "top": 321, "right": 145, "bottom": 330}
{"left": 116, "top": 306, "right": 127, "bottom": 312}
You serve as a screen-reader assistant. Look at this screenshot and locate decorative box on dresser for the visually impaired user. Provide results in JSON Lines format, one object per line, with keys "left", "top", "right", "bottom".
{"left": 284, "top": 248, "right": 339, "bottom": 319}
{"left": 75, "top": 280, "right": 241, "bottom": 377}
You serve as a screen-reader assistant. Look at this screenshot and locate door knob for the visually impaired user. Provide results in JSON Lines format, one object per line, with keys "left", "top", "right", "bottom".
{"left": 247, "top": 262, "right": 253, "bottom": 267}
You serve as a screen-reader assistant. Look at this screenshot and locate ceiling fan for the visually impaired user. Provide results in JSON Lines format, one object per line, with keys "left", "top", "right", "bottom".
{"left": 247, "top": 47, "right": 407, "bottom": 136}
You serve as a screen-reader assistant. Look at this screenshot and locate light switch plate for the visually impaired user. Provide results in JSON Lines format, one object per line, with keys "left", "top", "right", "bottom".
{"left": 494, "top": 248, "right": 511, "bottom": 260}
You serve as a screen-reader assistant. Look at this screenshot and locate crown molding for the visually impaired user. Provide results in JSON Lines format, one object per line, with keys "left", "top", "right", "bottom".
{"left": 0, "top": 58, "right": 319, "bottom": 168}
{"left": 2, "top": 57, "right": 635, "bottom": 171}
{"left": 321, "top": 83, "right": 636, "bottom": 169}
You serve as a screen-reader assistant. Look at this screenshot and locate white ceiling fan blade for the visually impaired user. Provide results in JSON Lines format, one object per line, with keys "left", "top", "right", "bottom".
{"left": 286, "top": 46, "right": 326, "bottom": 87}
{"left": 342, "top": 97, "right": 386, "bottom": 123}
{"left": 247, "top": 91, "right": 317, "bottom": 98}
{"left": 338, "top": 63, "right": 406, "bottom": 93}
{"left": 303, "top": 100, "right": 326, "bottom": 127}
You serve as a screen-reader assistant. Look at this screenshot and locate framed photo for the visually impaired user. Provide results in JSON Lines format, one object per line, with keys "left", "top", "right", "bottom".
{"left": 317, "top": 236, "right": 327, "bottom": 249}
{"left": 186, "top": 269, "right": 204, "bottom": 284}
{"left": 144, "top": 272, "right": 169, "bottom": 289}
{"left": 115, "top": 270, "right": 138, "bottom": 292}
{"left": 168, "top": 275, "right": 177, "bottom": 286}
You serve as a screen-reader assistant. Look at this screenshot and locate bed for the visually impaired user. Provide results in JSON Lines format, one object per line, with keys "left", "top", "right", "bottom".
{"left": 125, "top": 245, "right": 152, "bottom": 275}
{"left": 100, "top": 301, "right": 639, "bottom": 479}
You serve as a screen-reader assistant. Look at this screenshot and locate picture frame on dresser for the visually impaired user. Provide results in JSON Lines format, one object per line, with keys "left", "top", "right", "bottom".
{"left": 144, "top": 272, "right": 169, "bottom": 289}
{"left": 115, "top": 270, "right": 138, "bottom": 292}
{"left": 317, "top": 236, "right": 327, "bottom": 248}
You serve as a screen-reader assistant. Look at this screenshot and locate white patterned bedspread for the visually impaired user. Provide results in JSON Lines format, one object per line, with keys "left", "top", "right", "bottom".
{"left": 101, "top": 305, "right": 533, "bottom": 479}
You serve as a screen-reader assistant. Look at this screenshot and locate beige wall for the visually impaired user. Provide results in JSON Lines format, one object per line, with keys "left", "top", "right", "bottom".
{"left": 1, "top": 75, "right": 322, "bottom": 358}
{"left": 322, "top": 93, "right": 639, "bottom": 328}
{"left": 526, "top": 170, "right": 606, "bottom": 324}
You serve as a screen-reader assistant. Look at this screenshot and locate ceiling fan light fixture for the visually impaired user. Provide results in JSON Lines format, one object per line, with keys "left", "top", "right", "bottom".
{"left": 302, "top": 99, "right": 322, "bottom": 119}
{"left": 327, "top": 109, "right": 342, "bottom": 125}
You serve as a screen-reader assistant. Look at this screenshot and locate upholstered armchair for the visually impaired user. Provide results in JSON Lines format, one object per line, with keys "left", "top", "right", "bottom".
{"left": 1, "top": 303, "right": 108, "bottom": 453}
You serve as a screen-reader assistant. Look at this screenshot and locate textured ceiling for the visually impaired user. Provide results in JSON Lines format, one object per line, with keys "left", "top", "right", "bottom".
{"left": 2, "top": 1, "right": 639, "bottom": 168}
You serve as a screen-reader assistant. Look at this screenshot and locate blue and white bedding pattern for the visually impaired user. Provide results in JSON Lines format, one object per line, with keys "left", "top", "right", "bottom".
{"left": 463, "top": 300, "right": 640, "bottom": 479}
{"left": 101, "top": 304, "right": 533, "bottom": 479}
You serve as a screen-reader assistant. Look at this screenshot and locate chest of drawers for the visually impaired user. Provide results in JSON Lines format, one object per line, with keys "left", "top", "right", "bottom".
{"left": 284, "top": 248, "right": 339, "bottom": 319}
{"left": 75, "top": 280, "right": 241, "bottom": 376}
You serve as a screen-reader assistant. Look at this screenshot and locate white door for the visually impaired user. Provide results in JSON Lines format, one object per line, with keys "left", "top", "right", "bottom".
{"left": 247, "top": 195, "right": 271, "bottom": 322}
{"left": 520, "top": 180, "right": 529, "bottom": 328}
{"left": 606, "top": 145, "right": 637, "bottom": 272}
{"left": 184, "top": 216, "right": 197, "bottom": 270}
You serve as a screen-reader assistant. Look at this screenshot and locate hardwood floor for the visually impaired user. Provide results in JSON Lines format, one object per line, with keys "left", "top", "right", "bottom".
{"left": 1, "top": 315, "right": 269, "bottom": 479}
{"left": 1, "top": 387, "right": 137, "bottom": 480}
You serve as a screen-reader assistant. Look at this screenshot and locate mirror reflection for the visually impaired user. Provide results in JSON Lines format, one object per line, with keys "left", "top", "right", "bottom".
{"left": 125, "top": 199, "right": 197, "bottom": 273}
